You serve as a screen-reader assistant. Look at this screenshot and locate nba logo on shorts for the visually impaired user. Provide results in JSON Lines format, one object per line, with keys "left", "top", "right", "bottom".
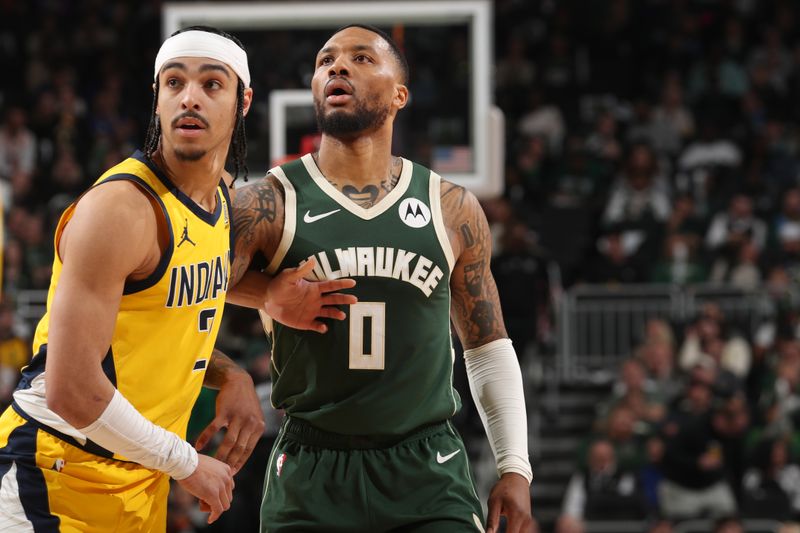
{"left": 276, "top": 452, "right": 286, "bottom": 477}
{"left": 52, "top": 459, "right": 65, "bottom": 472}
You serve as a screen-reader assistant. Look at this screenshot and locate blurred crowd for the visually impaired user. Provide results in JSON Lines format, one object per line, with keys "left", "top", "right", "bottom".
{"left": 1, "top": 0, "right": 800, "bottom": 531}
{"left": 556, "top": 308, "right": 800, "bottom": 532}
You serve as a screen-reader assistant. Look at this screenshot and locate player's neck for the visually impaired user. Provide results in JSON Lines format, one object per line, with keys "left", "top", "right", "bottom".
{"left": 316, "top": 133, "right": 394, "bottom": 187}
{"left": 153, "top": 148, "right": 224, "bottom": 212}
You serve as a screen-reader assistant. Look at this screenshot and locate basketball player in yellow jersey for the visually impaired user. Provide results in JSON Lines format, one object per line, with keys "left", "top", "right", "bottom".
{"left": 0, "top": 27, "right": 356, "bottom": 532}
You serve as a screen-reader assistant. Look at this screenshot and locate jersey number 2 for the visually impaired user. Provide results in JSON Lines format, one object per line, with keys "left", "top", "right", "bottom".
{"left": 349, "top": 302, "right": 385, "bottom": 370}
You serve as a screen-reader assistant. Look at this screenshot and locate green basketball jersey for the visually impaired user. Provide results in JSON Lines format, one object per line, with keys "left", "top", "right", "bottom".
{"left": 262, "top": 154, "right": 460, "bottom": 436}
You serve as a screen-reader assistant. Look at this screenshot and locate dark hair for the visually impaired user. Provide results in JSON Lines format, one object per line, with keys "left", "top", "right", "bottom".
{"left": 144, "top": 25, "right": 248, "bottom": 183}
{"left": 335, "top": 24, "right": 409, "bottom": 84}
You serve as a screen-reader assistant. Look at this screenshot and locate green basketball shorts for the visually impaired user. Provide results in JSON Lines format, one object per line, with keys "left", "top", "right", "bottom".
{"left": 259, "top": 417, "right": 486, "bottom": 533}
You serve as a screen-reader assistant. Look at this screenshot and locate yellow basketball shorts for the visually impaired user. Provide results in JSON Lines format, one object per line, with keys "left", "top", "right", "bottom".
{"left": 0, "top": 406, "right": 169, "bottom": 532}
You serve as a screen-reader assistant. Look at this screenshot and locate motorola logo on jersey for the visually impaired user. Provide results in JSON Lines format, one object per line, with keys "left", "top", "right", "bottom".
{"left": 398, "top": 198, "right": 431, "bottom": 228}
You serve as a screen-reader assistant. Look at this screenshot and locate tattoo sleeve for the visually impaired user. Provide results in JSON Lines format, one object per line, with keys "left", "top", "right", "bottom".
{"left": 204, "top": 349, "right": 250, "bottom": 389}
{"left": 230, "top": 176, "right": 283, "bottom": 286}
{"left": 443, "top": 182, "right": 508, "bottom": 348}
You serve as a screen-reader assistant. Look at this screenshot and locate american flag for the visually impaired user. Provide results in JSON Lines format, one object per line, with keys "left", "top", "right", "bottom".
{"left": 432, "top": 145, "right": 472, "bottom": 173}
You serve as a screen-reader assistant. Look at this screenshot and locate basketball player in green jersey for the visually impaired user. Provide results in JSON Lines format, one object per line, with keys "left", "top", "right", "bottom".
{"left": 0, "top": 26, "right": 357, "bottom": 531}
{"left": 231, "top": 25, "right": 534, "bottom": 532}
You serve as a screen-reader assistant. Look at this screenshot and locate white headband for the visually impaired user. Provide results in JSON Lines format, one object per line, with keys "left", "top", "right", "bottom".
{"left": 154, "top": 30, "right": 250, "bottom": 88}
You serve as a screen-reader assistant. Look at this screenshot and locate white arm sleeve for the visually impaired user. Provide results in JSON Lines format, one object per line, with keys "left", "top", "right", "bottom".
{"left": 464, "top": 338, "right": 533, "bottom": 483}
{"left": 78, "top": 389, "right": 198, "bottom": 480}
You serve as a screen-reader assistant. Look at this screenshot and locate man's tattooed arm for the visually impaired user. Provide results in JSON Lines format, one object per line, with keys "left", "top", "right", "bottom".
{"left": 229, "top": 175, "right": 284, "bottom": 287}
{"left": 442, "top": 181, "right": 508, "bottom": 349}
{"left": 203, "top": 349, "right": 251, "bottom": 389}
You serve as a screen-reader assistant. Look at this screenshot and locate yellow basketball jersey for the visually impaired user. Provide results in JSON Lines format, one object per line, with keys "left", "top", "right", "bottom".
{"left": 13, "top": 151, "right": 232, "bottom": 460}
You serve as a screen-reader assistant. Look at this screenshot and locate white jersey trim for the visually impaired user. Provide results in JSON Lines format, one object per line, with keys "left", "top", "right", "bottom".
{"left": 300, "top": 154, "right": 413, "bottom": 220}
{"left": 429, "top": 171, "right": 456, "bottom": 272}
{"left": 266, "top": 166, "right": 296, "bottom": 275}
{"left": 13, "top": 372, "right": 89, "bottom": 444}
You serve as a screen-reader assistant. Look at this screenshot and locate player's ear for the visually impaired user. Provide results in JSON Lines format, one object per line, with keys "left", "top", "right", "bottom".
{"left": 394, "top": 84, "right": 409, "bottom": 110}
{"left": 242, "top": 87, "right": 254, "bottom": 117}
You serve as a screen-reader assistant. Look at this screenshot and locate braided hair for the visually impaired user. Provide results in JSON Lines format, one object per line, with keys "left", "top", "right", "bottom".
{"left": 144, "top": 25, "right": 248, "bottom": 183}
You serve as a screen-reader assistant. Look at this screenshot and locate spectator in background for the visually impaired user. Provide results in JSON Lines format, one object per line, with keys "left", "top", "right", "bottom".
{"left": 517, "top": 87, "right": 566, "bottom": 155}
{"left": 513, "top": 134, "right": 551, "bottom": 211}
{"left": 747, "top": 31, "right": 790, "bottom": 117}
{"left": 706, "top": 194, "right": 768, "bottom": 260}
{"left": 769, "top": 187, "right": 800, "bottom": 265}
{"left": 650, "top": 73, "right": 696, "bottom": 157}
{"left": 709, "top": 238, "right": 763, "bottom": 290}
{"left": 558, "top": 439, "right": 646, "bottom": 533}
{"left": 650, "top": 233, "right": 708, "bottom": 284}
{"left": 664, "top": 195, "right": 707, "bottom": 254}
{"left": 44, "top": 149, "right": 86, "bottom": 205}
{"left": 491, "top": 219, "right": 549, "bottom": 360}
{"left": 625, "top": 98, "right": 656, "bottom": 148}
{"left": 643, "top": 317, "right": 676, "bottom": 348}
{"left": 28, "top": 90, "right": 60, "bottom": 171}
{"left": 588, "top": 405, "right": 646, "bottom": 472}
{"left": 602, "top": 142, "right": 671, "bottom": 229}
{"left": 0, "top": 106, "right": 37, "bottom": 207}
{"left": 742, "top": 437, "right": 800, "bottom": 521}
{"left": 16, "top": 209, "right": 53, "bottom": 290}
{"left": 585, "top": 108, "right": 622, "bottom": 167}
{"left": 599, "top": 358, "right": 666, "bottom": 433}
{"left": 588, "top": 228, "right": 648, "bottom": 284}
{"left": 679, "top": 303, "right": 752, "bottom": 380}
{"left": 676, "top": 122, "right": 742, "bottom": 216}
{"left": 711, "top": 393, "right": 751, "bottom": 501}
{"left": 495, "top": 34, "right": 536, "bottom": 116}
{"left": 2, "top": 239, "right": 25, "bottom": 295}
{"left": 639, "top": 339, "right": 682, "bottom": 405}
{"left": 538, "top": 31, "right": 578, "bottom": 109}
{"left": 481, "top": 196, "right": 515, "bottom": 258}
{"left": 755, "top": 339, "right": 800, "bottom": 438}
{"left": 0, "top": 302, "right": 28, "bottom": 409}
{"left": 595, "top": 143, "right": 671, "bottom": 283}
{"left": 659, "top": 379, "right": 738, "bottom": 520}
{"left": 548, "top": 135, "right": 610, "bottom": 210}
{"left": 0, "top": 107, "right": 37, "bottom": 180}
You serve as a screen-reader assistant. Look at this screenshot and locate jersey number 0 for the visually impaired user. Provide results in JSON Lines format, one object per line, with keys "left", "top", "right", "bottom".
{"left": 348, "top": 302, "right": 386, "bottom": 370}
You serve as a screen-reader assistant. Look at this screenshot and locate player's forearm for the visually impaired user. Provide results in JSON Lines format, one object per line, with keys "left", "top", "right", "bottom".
{"left": 203, "top": 349, "right": 252, "bottom": 390}
{"left": 226, "top": 270, "right": 271, "bottom": 309}
{"left": 464, "top": 338, "right": 533, "bottom": 483}
{"left": 78, "top": 389, "right": 198, "bottom": 479}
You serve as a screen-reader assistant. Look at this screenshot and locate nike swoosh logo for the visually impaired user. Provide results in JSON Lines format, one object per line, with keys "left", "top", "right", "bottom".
{"left": 436, "top": 450, "right": 461, "bottom": 464}
{"left": 303, "top": 209, "right": 341, "bottom": 223}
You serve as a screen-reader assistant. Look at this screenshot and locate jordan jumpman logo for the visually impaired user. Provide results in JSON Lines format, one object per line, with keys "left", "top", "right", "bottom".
{"left": 178, "top": 218, "right": 196, "bottom": 247}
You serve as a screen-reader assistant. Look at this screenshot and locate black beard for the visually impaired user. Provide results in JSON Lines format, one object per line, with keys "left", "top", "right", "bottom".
{"left": 315, "top": 97, "right": 389, "bottom": 137}
{"left": 173, "top": 148, "right": 206, "bottom": 162}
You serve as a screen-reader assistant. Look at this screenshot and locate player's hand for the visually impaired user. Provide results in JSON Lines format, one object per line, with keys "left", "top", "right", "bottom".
{"left": 178, "top": 455, "right": 235, "bottom": 524}
{"left": 195, "top": 372, "right": 265, "bottom": 474}
{"left": 264, "top": 257, "right": 357, "bottom": 333}
{"left": 486, "top": 472, "right": 535, "bottom": 533}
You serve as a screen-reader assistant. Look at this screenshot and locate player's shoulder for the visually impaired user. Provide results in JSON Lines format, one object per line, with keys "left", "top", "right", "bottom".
{"left": 232, "top": 171, "right": 285, "bottom": 204}
{"left": 78, "top": 179, "right": 155, "bottom": 219}
{"left": 439, "top": 178, "right": 482, "bottom": 223}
